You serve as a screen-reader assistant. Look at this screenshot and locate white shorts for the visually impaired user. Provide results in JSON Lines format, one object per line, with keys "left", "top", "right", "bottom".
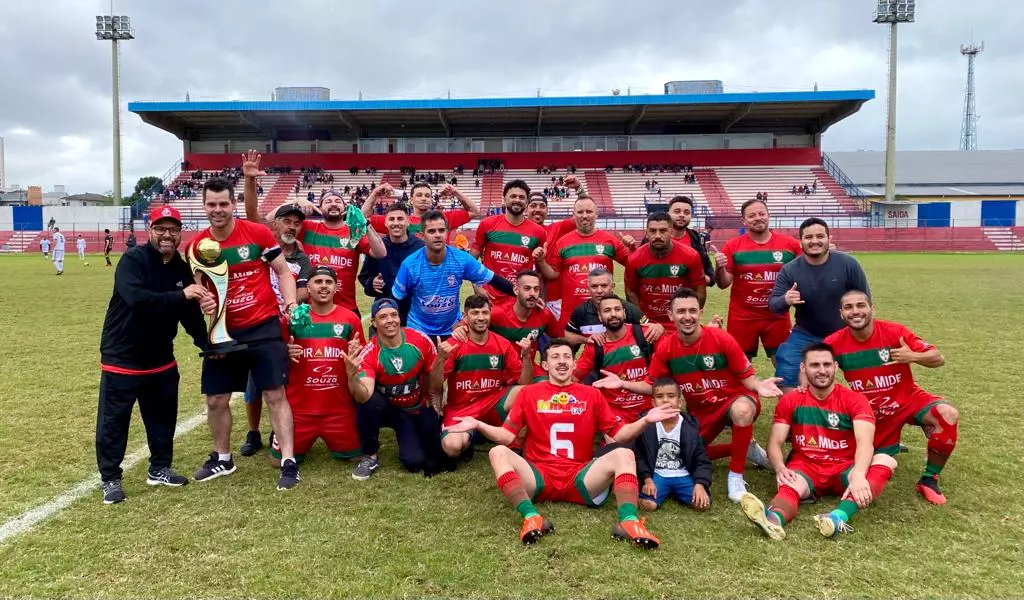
{"left": 53, "top": 250, "right": 65, "bottom": 262}
{"left": 546, "top": 299, "right": 562, "bottom": 321}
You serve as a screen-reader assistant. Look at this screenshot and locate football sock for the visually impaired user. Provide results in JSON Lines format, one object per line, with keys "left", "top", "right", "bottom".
{"left": 924, "top": 406, "right": 958, "bottom": 478}
{"left": 768, "top": 485, "right": 800, "bottom": 525}
{"left": 728, "top": 424, "right": 754, "bottom": 473}
{"left": 218, "top": 452, "right": 232, "bottom": 462}
{"left": 834, "top": 464, "right": 894, "bottom": 521}
{"left": 614, "top": 473, "right": 640, "bottom": 523}
{"left": 497, "top": 471, "right": 538, "bottom": 518}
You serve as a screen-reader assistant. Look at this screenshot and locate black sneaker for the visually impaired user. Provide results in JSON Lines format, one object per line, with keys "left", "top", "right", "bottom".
{"left": 194, "top": 452, "right": 237, "bottom": 482}
{"left": 102, "top": 479, "right": 126, "bottom": 504}
{"left": 277, "top": 459, "right": 301, "bottom": 491}
{"left": 240, "top": 430, "right": 264, "bottom": 457}
{"left": 146, "top": 467, "right": 189, "bottom": 487}
{"left": 352, "top": 455, "right": 379, "bottom": 481}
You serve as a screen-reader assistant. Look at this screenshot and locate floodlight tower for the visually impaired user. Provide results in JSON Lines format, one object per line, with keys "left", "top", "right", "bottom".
{"left": 873, "top": 0, "right": 915, "bottom": 203}
{"left": 959, "top": 42, "right": 984, "bottom": 151}
{"left": 95, "top": 14, "right": 134, "bottom": 207}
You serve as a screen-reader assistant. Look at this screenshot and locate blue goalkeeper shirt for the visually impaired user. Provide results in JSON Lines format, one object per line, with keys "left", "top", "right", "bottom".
{"left": 392, "top": 246, "right": 494, "bottom": 336}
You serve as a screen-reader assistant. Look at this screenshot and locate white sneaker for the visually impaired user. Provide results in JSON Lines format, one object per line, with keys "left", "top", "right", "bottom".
{"left": 727, "top": 473, "right": 748, "bottom": 503}
{"left": 746, "top": 440, "right": 771, "bottom": 470}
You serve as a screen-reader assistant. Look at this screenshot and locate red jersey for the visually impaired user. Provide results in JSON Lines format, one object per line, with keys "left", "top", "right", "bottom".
{"left": 825, "top": 320, "right": 935, "bottom": 419}
{"left": 473, "top": 215, "right": 547, "bottom": 297}
{"left": 370, "top": 209, "right": 471, "bottom": 239}
{"left": 300, "top": 221, "right": 370, "bottom": 312}
{"left": 624, "top": 240, "right": 705, "bottom": 324}
{"left": 647, "top": 326, "right": 755, "bottom": 411}
{"left": 285, "top": 306, "right": 365, "bottom": 415}
{"left": 774, "top": 385, "right": 874, "bottom": 465}
{"left": 188, "top": 219, "right": 279, "bottom": 332}
{"left": 542, "top": 218, "right": 576, "bottom": 303}
{"left": 547, "top": 230, "right": 629, "bottom": 325}
{"left": 489, "top": 302, "right": 563, "bottom": 378}
{"left": 574, "top": 326, "right": 651, "bottom": 419}
{"left": 722, "top": 232, "right": 801, "bottom": 320}
{"left": 357, "top": 328, "right": 437, "bottom": 410}
{"left": 503, "top": 381, "right": 624, "bottom": 472}
{"left": 442, "top": 332, "right": 523, "bottom": 410}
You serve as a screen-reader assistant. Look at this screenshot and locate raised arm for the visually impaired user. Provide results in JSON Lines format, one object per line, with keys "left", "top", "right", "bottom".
{"left": 241, "top": 150, "right": 267, "bottom": 224}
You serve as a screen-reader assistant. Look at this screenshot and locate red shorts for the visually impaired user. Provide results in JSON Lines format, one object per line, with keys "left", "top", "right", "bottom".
{"left": 786, "top": 457, "right": 853, "bottom": 498}
{"left": 688, "top": 393, "right": 761, "bottom": 443}
{"left": 727, "top": 317, "right": 791, "bottom": 357}
{"left": 529, "top": 460, "right": 609, "bottom": 507}
{"left": 441, "top": 387, "right": 515, "bottom": 433}
{"left": 272, "top": 411, "right": 360, "bottom": 460}
{"left": 873, "top": 386, "right": 945, "bottom": 456}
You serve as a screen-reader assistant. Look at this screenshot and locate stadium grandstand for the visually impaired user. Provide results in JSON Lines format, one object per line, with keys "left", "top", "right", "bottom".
{"left": 3, "top": 88, "right": 1023, "bottom": 252}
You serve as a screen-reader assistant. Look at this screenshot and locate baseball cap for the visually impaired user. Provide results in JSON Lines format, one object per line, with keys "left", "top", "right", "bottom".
{"left": 310, "top": 265, "right": 337, "bottom": 281}
{"left": 274, "top": 203, "right": 306, "bottom": 221}
{"left": 149, "top": 205, "right": 182, "bottom": 226}
{"left": 528, "top": 192, "right": 548, "bottom": 205}
{"left": 319, "top": 189, "right": 346, "bottom": 204}
{"left": 370, "top": 297, "right": 399, "bottom": 319}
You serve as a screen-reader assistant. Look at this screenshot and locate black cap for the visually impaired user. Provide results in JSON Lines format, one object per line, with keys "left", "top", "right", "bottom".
{"left": 274, "top": 204, "right": 306, "bottom": 220}
{"left": 310, "top": 265, "right": 337, "bottom": 281}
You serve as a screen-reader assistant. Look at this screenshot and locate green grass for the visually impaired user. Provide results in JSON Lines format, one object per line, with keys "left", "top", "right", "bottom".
{"left": 0, "top": 251, "right": 1022, "bottom": 599}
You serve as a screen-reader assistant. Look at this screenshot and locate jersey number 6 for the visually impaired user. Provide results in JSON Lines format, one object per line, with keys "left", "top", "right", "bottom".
{"left": 550, "top": 423, "right": 575, "bottom": 460}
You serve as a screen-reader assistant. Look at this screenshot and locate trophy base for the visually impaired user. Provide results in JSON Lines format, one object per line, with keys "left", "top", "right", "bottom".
{"left": 200, "top": 341, "right": 249, "bottom": 357}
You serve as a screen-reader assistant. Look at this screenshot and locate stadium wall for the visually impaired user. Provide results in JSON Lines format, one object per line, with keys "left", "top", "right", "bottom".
{"left": 0, "top": 206, "right": 130, "bottom": 230}
{"left": 873, "top": 200, "right": 1024, "bottom": 227}
{"left": 181, "top": 148, "right": 822, "bottom": 171}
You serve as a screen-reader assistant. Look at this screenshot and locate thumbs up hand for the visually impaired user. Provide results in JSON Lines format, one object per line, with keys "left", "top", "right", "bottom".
{"left": 784, "top": 282, "right": 804, "bottom": 306}
{"left": 885, "top": 337, "right": 916, "bottom": 365}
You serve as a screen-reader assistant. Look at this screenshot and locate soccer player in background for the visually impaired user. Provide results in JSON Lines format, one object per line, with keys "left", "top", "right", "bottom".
{"left": 769, "top": 217, "right": 869, "bottom": 392}
{"left": 714, "top": 199, "right": 801, "bottom": 364}
{"left": 637, "top": 288, "right": 782, "bottom": 502}
{"left": 446, "top": 339, "right": 679, "bottom": 549}
{"left": 76, "top": 234, "right": 87, "bottom": 264}
{"left": 274, "top": 266, "right": 364, "bottom": 469}
{"left": 358, "top": 202, "right": 425, "bottom": 326}
{"left": 392, "top": 211, "right": 516, "bottom": 341}
{"left": 346, "top": 298, "right": 447, "bottom": 480}
{"left": 625, "top": 211, "right": 706, "bottom": 323}
{"left": 577, "top": 295, "right": 655, "bottom": 423}
{"left": 634, "top": 378, "right": 713, "bottom": 513}
{"left": 363, "top": 180, "right": 480, "bottom": 238}
{"left": 52, "top": 227, "right": 66, "bottom": 275}
{"left": 241, "top": 150, "right": 386, "bottom": 318}
{"left": 535, "top": 196, "right": 633, "bottom": 329}
{"left": 429, "top": 294, "right": 534, "bottom": 461}
{"left": 471, "top": 179, "right": 547, "bottom": 304}
{"left": 187, "top": 177, "right": 301, "bottom": 491}
{"left": 103, "top": 228, "right": 114, "bottom": 266}
{"left": 40, "top": 237, "right": 50, "bottom": 259}
{"left": 825, "top": 290, "right": 958, "bottom": 504}
{"left": 740, "top": 343, "right": 897, "bottom": 540}
{"left": 666, "top": 196, "right": 715, "bottom": 285}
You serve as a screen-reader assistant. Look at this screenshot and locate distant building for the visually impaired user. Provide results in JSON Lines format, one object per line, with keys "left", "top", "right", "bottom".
{"left": 62, "top": 193, "right": 109, "bottom": 207}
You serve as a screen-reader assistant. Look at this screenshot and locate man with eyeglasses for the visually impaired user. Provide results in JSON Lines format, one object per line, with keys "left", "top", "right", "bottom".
{"left": 96, "top": 206, "right": 216, "bottom": 504}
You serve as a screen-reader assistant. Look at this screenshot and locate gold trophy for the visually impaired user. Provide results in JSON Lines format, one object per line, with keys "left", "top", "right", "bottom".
{"left": 187, "top": 239, "right": 247, "bottom": 356}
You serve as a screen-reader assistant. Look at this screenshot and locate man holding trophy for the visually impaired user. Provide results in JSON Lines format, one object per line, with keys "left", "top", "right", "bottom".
{"left": 187, "top": 178, "right": 304, "bottom": 491}
{"left": 96, "top": 205, "right": 216, "bottom": 504}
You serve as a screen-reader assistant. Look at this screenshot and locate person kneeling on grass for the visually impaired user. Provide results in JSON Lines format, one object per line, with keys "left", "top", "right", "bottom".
{"left": 634, "top": 377, "right": 712, "bottom": 512}
{"left": 445, "top": 338, "right": 679, "bottom": 549}
{"left": 740, "top": 343, "right": 897, "bottom": 540}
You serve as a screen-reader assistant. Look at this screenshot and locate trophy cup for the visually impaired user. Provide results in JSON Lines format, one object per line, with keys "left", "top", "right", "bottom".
{"left": 187, "top": 239, "right": 247, "bottom": 356}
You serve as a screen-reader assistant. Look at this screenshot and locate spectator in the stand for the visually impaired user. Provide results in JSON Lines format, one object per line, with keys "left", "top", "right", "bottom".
{"left": 791, "top": 185, "right": 798, "bottom": 195}
{"left": 804, "top": 185, "right": 811, "bottom": 197}
{"left": 756, "top": 192, "right": 764, "bottom": 201}
{"left": 667, "top": 196, "right": 715, "bottom": 286}
{"left": 811, "top": 181, "right": 817, "bottom": 194}
{"left": 763, "top": 191, "right": 769, "bottom": 202}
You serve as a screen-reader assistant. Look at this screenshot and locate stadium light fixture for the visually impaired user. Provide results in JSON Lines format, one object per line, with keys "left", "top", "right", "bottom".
{"left": 874, "top": 0, "right": 915, "bottom": 203}
{"left": 95, "top": 14, "right": 134, "bottom": 207}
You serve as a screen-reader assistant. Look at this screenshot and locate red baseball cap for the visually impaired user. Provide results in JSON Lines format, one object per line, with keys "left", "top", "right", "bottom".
{"left": 149, "top": 205, "right": 182, "bottom": 226}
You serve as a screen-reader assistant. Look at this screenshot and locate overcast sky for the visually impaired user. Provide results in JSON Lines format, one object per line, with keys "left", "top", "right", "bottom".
{"left": 1, "top": 0, "right": 1020, "bottom": 194}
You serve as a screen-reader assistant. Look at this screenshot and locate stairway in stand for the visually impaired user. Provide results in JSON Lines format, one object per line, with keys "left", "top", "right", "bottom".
{"left": 982, "top": 227, "right": 1024, "bottom": 251}
{"left": 583, "top": 171, "right": 615, "bottom": 216}
{"left": 8, "top": 230, "right": 43, "bottom": 253}
{"left": 381, "top": 172, "right": 404, "bottom": 188}
{"left": 812, "top": 168, "right": 864, "bottom": 216}
{"left": 481, "top": 173, "right": 504, "bottom": 211}
{"left": 694, "top": 170, "right": 737, "bottom": 218}
{"left": 259, "top": 172, "right": 301, "bottom": 217}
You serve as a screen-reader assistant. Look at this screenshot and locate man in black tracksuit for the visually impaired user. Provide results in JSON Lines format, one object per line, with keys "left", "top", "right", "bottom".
{"left": 357, "top": 202, "right": 425, "bottom": 326}
{"left": 96, "top": 205, "right": 215, "bottom": 504}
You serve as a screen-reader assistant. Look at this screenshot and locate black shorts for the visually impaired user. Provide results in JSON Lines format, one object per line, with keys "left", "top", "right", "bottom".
{"left": 201, "top": 319, "right": 288, "bottom": 395}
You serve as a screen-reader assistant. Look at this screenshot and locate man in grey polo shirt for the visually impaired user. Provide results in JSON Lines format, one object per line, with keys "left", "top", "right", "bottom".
{"left": 768, "top": 217, "right": 870, "bottom": 392}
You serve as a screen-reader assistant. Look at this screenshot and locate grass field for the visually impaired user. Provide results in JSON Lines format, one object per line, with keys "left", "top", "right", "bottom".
{"left": 0, "top": 251, "right": 1021, "bottom": 599}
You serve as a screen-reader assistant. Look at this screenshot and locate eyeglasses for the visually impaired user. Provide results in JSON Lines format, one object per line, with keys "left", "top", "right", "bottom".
{"left": 151, "top": 226, "right": 182, "bottom": 235}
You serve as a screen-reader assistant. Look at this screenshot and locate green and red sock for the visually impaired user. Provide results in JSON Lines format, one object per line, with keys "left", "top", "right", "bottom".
{"left": 613, "top": 473, "right": 640, "bottom": 523}
{"left": 497, "top": 471, "right": 538, "bottom": 519}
